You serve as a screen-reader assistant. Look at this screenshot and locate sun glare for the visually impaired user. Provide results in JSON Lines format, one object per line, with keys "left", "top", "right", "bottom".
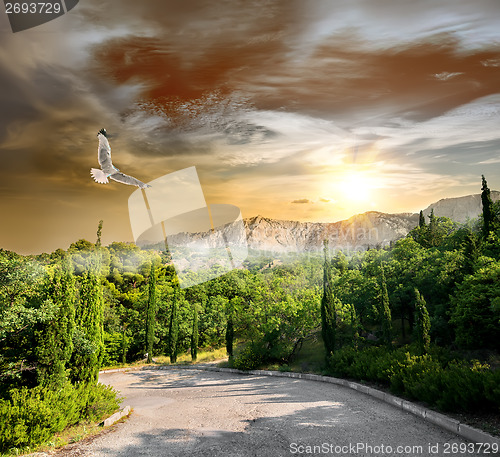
{"left": 337, "top": 170, "right": 378, "bottom": 205}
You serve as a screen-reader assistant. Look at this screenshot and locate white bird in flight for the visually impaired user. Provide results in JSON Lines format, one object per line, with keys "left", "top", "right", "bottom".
{"left": 90, "top": 128, "right": 151, "bottom": 189}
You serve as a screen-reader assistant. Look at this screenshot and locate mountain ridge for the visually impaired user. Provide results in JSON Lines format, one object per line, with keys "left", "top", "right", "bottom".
{"left": 241, "top": 191, "right": 500, "bottom": 253}
{"left": 243, "top": 210, "right": 419, "bottom": 252}
{"left": 140, "top": 191, "right": 499, "bottom": 253}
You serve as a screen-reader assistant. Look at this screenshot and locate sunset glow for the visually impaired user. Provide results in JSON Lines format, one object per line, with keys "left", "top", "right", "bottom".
{"left": 1, "top": 1, "right": 500, "bottom": 254}
{"left": 338, "top": 171, "right": 377, "bottom": 204}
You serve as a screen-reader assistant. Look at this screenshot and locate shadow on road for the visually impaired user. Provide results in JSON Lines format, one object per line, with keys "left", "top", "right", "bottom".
{"left": 92, "top": 368, "right": 476, "bottom": 457}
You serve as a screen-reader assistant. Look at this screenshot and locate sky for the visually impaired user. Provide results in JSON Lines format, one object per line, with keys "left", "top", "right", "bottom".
{"left": 1, "top": 0, "right": 500, "bottom": 255}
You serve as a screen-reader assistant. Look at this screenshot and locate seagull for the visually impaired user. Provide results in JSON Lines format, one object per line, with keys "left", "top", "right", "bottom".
{"left": 90, "top": 128, "right": 151, "bottom": 189}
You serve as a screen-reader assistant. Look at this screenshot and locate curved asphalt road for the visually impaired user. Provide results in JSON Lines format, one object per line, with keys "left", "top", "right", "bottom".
{"left": 72, "top": 368, "right": 480, "bottom": 457}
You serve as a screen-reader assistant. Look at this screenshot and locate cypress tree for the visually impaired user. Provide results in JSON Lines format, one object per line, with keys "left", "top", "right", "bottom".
{"left": 71, "top": 269, "right": 104, "bottom": 384}
{"left": 481, "top": 175, "right": 494, "bottom": 239}
{"left": 121, "top": 325, "right": 127, "bottom": 364}
{"left": 428, "top": 209, "right": 438, "bottom": 246}
{"left": 321, "top": 241, "right": 337, "bottom": 357}
{"left": 351, "top": 305, "right": 359, "bottom": 349}
{"left": 191, "top": 303, "right": 199, "bottom": 361}
{"left": 145, "top": 264, "right": 157, "bottom": 363}
{"left": 412, "top": 210, "right": 427, "bottom": 246}
{"left": 414, "top": 289, "right": 431, "bottom": 354}
{"left": 70, "top": 221, "right": 105, "bottom": 384}
{"left": 226, "top": 311, "right": 234, "bottom": 359}
{"left": 379, "top": 265, "right": 392, "bottom": 348}
{"left": 96, "top": 220, "right": 103, "bottom": 247}
{"left": 36, "top": 261, "right": 76, "bottom": 387}
{"left": 167, "top": 289, "right": 179, "bottom": 363}
{"left": 418, "top": 210, "right": 426, "bottom": 228}
{"left": 462, "top": 230, "right": 479, "bottom": 275}
{"left": 90, "top": 220, "right": 104, "bottom": 274}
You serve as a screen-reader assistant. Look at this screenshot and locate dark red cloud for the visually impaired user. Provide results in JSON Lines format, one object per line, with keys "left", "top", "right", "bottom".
{"left": 90, "top": 29, "right": 500, "bottom": 129}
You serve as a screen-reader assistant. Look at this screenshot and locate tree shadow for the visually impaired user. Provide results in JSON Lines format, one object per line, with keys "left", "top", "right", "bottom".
{"left": 121, "top": 369, "right": 341, "bottom": 404}
{"left": 94, "top": 368, "right": 474, "bottom": 457}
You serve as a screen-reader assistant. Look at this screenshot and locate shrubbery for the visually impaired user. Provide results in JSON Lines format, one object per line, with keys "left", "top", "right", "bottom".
{"left": 0, "top": 382, "right": 120, "bottom": 453}
{"left": 328, "top": 345, "right": 500, "bottom": 413}
{"left": 102, "top": 331, "right": 130, "bottom": 367}
{"left": 231, "top": 342, "right": 265, "bottom": 371}
{"left": 231, "top": 337, "right": 302, "bottom": 371}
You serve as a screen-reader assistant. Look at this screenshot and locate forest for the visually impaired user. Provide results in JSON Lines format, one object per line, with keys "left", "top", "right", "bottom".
{"left": 1, "top": 176, "right": 499, "bottom": 452}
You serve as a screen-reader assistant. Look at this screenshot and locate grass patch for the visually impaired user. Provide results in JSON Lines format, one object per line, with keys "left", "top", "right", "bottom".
{"left": 155, "top": 346, "right": 228, "bottom": 365}
{"left": 101, "top": 346, "right": 229, "bottom": 371}
{"left": 288, "top": 333, "right": 326, "bottom": 373}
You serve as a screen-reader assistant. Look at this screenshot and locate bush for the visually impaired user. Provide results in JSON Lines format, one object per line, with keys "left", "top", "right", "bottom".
{"left": 79, "top": 382, "right": 121, "bottom": 423}
{"left": 437, "top": 360, "right": 497, "bottom": 412}
{"left": 0, "top": 382, "right": 120, "bottom": 453}
{"left": 232, "top": 342, "right": 265, "bottom": 371}
{"left": 102, "top": 331, "right": 130, "bottom": 367}
{"left": 485, "top": 368, "right": 500, "bottom": 406}
{"left": 329, "top": 345, "right": 407, "bottom": 384}
{"left": 328, "top": 345, "right": 500, "bottom": 413}
{"left": 387, "top": 352, "right": 442, "bottom": 404}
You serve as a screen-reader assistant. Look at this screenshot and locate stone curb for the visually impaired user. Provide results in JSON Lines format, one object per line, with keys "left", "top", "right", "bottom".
{"left": 99, "top": 405, "right": 131, "bottom": 427}
{"left": 99, "top": 365, "right": 499, "bottom": 445}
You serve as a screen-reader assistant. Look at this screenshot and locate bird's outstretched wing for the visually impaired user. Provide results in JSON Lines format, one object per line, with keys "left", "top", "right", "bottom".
{"left": 92, "top": 128, "right": 151, "bottom": 188}
{"left": 90, "top": 167, "right": 109, "bottom": 184}
{"left": 97, "top": 129, "right": 114, "bottom": 173}
{"left": 109, "top": 171, "right": 151, "bottom": 189}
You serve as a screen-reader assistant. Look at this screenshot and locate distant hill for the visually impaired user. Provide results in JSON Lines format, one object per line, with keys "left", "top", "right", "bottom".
{"left": 243, "top": 191, "right": 499, "bottom": 253}
{"left": 139, "top": 191, "right": 499, "bottom": 254}
{"left": 422, "top": 191, "right": 500, "bottom": 223}
{"left": 243, "top": 212, "right": 418, "bottom": 252}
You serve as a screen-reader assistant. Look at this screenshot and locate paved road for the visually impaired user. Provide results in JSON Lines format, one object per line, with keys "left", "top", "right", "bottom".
{"left": 71, "top": 368, "right": 481, "bottom": 456}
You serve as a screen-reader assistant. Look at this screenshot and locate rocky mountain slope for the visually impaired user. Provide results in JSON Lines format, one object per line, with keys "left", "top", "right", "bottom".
{"left": 242, "top": 191, "right": 499, "bottom": 253}
{"left": 143, "top": 191, "right": 499, "bottom": 254}
{"left": 422, "top": 191, "right": 500, "bottom": 223}
{"left": 243, "top": 212, "right": 418, "bottom": 252}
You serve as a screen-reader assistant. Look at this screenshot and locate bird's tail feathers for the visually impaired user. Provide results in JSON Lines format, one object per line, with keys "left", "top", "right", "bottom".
{"left": 90, "top": 168, "right": 109, "bottom": 184}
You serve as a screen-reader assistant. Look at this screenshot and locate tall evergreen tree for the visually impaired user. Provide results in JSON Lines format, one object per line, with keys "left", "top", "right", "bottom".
{"left": 481, "top": 175, "right": 494, "bottom": 239}
{"left": 428, "top": 209, "right": 438, "bottom": 246}
{"left": 462, "top": 230, "right": 479, "bottom": 275}
{"left": 411, "top": 210, "right": 427, "bottom": 246}
{"left": 225, "top": 311, "right": 234, "bottom": 359}
{"left": 145, "top": 264, "right": 157, "bottom": 363}
{"left": 414, "top": 289, "right": 431, "bottom": 354}
{"left": 91, "top": 220, "right": 104, "bottom": 273}
{"left": 418, "top": 210, "right": 426, "bottom": 228}
{"left": 167, "top": 288, "right": 179, "bottom": 363}
{"left": 121, "top": 325, "right": 128, "bottom": 364}
{"left": 191, "top": 303, "right": 199, "bottom": 361}
{"left": 321, "top": 241, "right": 337, "bottom": 357}
{"left": 351, "top": 306, "right": 359, "bottom": 350}
{"left": 379, "top": 265, "right": 392, "bottom": 348}
{"left": 96, "top": 220, "right": 103, "bottom": 248}
{"left": 70, "top": 269, "right": 104, "bottom": 384}
{"left": 36, "top": 261, "right": 76, "bottom": 387}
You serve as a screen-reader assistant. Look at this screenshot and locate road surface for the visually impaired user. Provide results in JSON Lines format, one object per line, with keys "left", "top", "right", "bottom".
{"left": 63, "top": 368, "right": 482, "bottom": 456}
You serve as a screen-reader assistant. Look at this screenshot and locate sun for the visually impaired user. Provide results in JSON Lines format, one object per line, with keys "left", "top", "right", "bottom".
{"left": 337, "top": 171, "right": 378, "bottom": 205}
